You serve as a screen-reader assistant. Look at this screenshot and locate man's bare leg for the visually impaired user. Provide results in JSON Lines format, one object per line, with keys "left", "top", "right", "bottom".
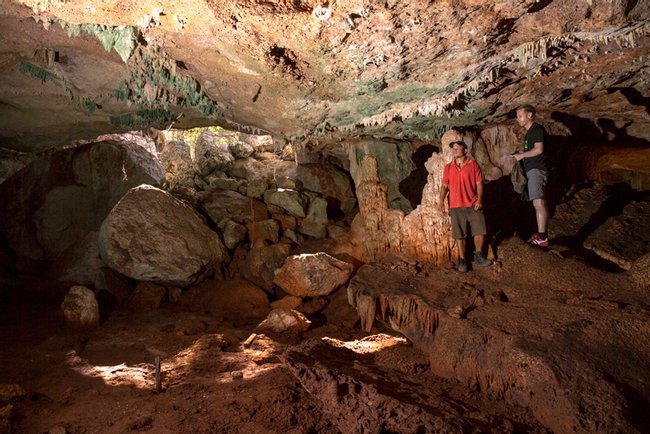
{"left": 533, "top": 198, "right": 549, "bottom": 234}
{"left": 456, "top": 238, "right": 466, "bottom": 261}
{"left": 474, "top": 234, "right": 485, "bottom": 253}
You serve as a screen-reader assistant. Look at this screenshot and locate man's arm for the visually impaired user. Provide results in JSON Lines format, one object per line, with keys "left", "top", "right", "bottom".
{"left": 474, "top": 181, "right": 484, "bottom": 210}
{"left": 514, "top": 141, "right": 543, "bottom": 161}
{"left": 439, "top": 184, "right": 449, "bottom": 212}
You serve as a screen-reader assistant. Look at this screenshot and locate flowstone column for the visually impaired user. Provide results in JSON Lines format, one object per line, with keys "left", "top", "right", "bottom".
{"left": 347, "top": 134, "right": 458, "bottom": 265}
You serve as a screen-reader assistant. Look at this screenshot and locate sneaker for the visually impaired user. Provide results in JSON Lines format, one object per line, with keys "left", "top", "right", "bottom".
{"left": 474, "top": 251, "right": 493, "bottom": 266}
{"left": 529, "top": 234, "right": 549, "bottom": 247}
{"left": 458, "top": 259, "right": 468, "bottom": 273}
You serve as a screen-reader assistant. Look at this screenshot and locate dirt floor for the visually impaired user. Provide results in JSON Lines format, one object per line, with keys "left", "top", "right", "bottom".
{"left": 0, "top": 236, "right": 648, "bottom": 433}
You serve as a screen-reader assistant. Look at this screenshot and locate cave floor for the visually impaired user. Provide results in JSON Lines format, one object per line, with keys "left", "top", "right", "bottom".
{"left": 1, "top": 237, "right": 648, "bottom": 433}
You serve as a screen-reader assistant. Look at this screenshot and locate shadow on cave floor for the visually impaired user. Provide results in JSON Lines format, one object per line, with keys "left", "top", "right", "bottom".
{"left": 483, "top": 177, "right": 647, "bottom": 273}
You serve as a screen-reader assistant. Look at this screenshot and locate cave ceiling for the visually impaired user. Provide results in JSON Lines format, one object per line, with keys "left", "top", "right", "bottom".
{"left": 0, "top": 0, "right": 649, "bottom": 152}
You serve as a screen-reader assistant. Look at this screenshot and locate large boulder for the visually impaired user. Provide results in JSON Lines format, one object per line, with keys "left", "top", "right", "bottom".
{"left": 159, "top": 140, "right": 194, "bottom": 189}
{"left": 199, "top": 189, "right": 269, "bottom": 226}
{"left": 584, "top": 200, "right": 650, "bottom": 270}
{"left": 48, "top": 231, "right": 105, "bottom": 287}
{"left": 299, "top": 197, "right": 328, "bottom": 239}
{"left": 241, "top": 242, "right": 293, "bottom": 291}
{"left": 296, "top": 164, "right": 357, "bottom": 213}
{"left": 273, "top": 252, "right": 355, "bottom": 297}
{"left": 0, "top": 141, "right": 164, "bottom": 260}
{"left": 98, "top": 185, "right": 227, "bottom": 286}
{"left": 181, "top": 278, "right": 270, "bottom": 322}
{"left": 194, "top": 128, "right": 235, "bottom": 175}
{"left": 263, "top": 189, "right": 308, "bottom": 218}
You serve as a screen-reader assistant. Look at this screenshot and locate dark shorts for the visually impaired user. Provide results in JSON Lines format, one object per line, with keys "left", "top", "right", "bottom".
{"left": 450, "top": 207, "right": 487, "bottom": 239}
{"left": 527, "top": 169, "right": 548, "bottom": 201}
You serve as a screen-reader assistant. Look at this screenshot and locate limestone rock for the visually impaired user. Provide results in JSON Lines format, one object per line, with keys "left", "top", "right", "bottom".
{"left": 274, "top": 214, "right": 297, "bottom": 231}
{"left": 0, "top": 384, "right": 26, "bottom": 401}
{"left": 247, "top": 219, "right": 280, "bottom": 245}
{"left": 241, "top": 242, "right": 293, "bottom": 291}
{"left": 263, "top": 189, "right": 308, "bottom": 218}
{"left": 584, "top": 201, "right": 650, "bottom": 270}
{"left": 204, "top": 172, "right": 241, "bottom": 191}
{"left": 349, "top": 146, "right": 453, "bottom": 266}
{"left": 550, "top": 183, "right": 609, "bottom": 240}
{"left": 270, "top": 295, "right": 302, "bottom": 310}
{"left": 257, "top": 309, "right": 311, "bottom": 333}
{"left": 273, "top": 252, "right": 354, "bottom": 297}
{"left": 213, "top": 278, "right": 270, "bottom": 320}
{"left": 298, "top": 297, "right": 328, "bottom": 315}
{"left": 61, "top": 285, "right": 100, "bottom": 327}
{"left": 296, "top": 164, "right": 357, "bottom": 213}
{"left": 327, "top": 223, "right": 348, "bottom": 239}
{"left": 228, "top": 140, "right": 254, "bottom": 159}
{"left": 223, "top": 220, "right": 247, "bottom": 250}
{"left": 630, "top": 253, "right": 650, "bottom": 290}
{"left": 351, "top": 139, "right": 414, "bottom": 213}
{"left": 0, "top": 141, "right": 164, "bottom": 260}
{"left": 182, "top": 278, "right": 270, "bottom": 322}
{"left": 98, "top": 185, "right": 227, "bottom": 286}
{"left": 159, "top": 140, "right": 194, "bottom": 189}
{"left": 282, "top": 229, "right": 303, "bottom": 244}
{"left": 127, "top": 281, "right": 167, "bottom": 311}
{"left": 94, "top": 267, "right": 133, "bottom": 304}
{"left": 299, "top": 197, "right": 328, "bottom": 239}
{"left": 199, "top": 189, "right": 269, "bottom": 225}
{"left": 48, "top": 231, "right": 104, "bottom": 286}
{"left": 194, "top": 129, "right": 234, "bottom": 175}
{"left": 246, "top": 178, "right": 269, "bottom": 199}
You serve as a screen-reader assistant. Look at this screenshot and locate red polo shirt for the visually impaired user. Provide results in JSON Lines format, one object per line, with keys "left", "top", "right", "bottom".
{"left": 442, "top": 158, "right": 483, "bottom": 208}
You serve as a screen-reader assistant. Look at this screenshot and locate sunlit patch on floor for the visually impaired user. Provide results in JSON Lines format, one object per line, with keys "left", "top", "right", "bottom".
{"left": 66, "top": 351, "right": 154, "bottom": 388}
{"left": 322, "top": 333, "right": 408, "bottom": 354}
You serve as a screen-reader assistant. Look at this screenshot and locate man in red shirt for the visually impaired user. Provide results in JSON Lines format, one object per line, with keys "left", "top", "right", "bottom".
{"left": 439, "top": 140, "right": 493, "bottom": 272}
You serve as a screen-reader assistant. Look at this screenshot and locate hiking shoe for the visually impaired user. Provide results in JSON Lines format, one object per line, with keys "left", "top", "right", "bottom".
{"left": 457, "top": 259, "right": 468, "bottom": 273}
{"left": 474, "top": 251, "right": 493, "bottom": 266}
{"left": 529, "top": 234, "right": 549, "bottom": 247}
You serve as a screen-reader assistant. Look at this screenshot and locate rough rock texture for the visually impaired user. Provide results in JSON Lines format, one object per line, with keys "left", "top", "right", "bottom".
{"left": 550, "top": 183, "right": 610, "bottom": 240}
{"left": 630, "top": 252, "right": 650, "bottom": 290}
{"left": 2, "top": 1, "right": 648, "bottom": 159}
{"left": 296, "top": 164, "right": 356, "bottom": 213}
{"left": 127, "top": 281, "right": 167, "bottom": 312}
{"left": 348, "top": 132, "right": 464, "bottom": 265}
{"left": 199, "top": 189, "right": 269, "bottom": 226}
{"left": 195, "top": 129, "right": 235, "bottom": 175}
{"left": 61, "top": 285, "right": 99, "bottom": 327}
{"left": 584, "top": 200, "right": 650, "bottom": 270}
{"left": 222, "top": 220, "right": 247, "bottom": 250}
{"left": 263, "top": 188, "right": 308, "bottom": 218}
{"left": 274, "top": 252, "right": 354, "bottom": 297}
{"left": 298, "top": 196, "right": 328, "bottom": 239}
{"left": 240, "top": 242, "right": 293, "bottom": 292}
{"left": 159, "top": 140, "right": 194, "bottom": 189}
{"left": 48, "top": 231, "right": 104, "bottom": 287}
{"left": 0, "top": 140, "right": 164, "bottom": 260}
{"left": 282, "top": 335, "right": 547, "bottom": 433}
{"left": 257, "top": 309, "right": 311, "bottom": 333}
{"left": 347, "top": 239, "right": 650, "bottom": 434}
{"left": 182, "top": 278, "right": 270, "bottom": 322}
{"left": 98, "top": 185, "right": 227, "bottom": 286}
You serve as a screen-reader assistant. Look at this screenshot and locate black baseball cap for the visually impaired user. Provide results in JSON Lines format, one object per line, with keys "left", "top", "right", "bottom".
{"left": 449, "top": 140, "right": 467, "bottom": 149}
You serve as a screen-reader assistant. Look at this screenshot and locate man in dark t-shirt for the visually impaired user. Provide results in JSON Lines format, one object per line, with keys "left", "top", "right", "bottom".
{"left": 514, "top": 104, "right": 549, "bottom": 246}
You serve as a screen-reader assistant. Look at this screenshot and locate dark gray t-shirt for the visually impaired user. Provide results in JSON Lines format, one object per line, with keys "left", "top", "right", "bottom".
{"left": 523, "top": 122, "right": 547, "bottom": 172}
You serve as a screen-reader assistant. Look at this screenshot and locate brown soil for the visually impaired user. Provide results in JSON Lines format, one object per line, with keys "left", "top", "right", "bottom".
{"left": 1, "top": 238, "right": 647, "bottom": 433}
